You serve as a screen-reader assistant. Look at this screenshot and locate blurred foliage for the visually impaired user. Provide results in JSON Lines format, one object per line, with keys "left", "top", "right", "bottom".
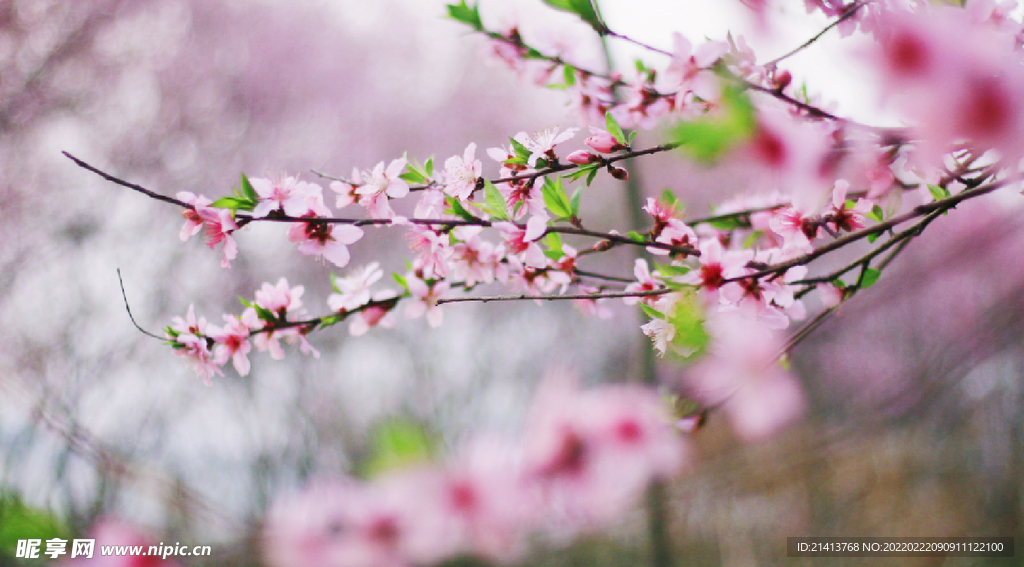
{"left": 0, "top": 494, "right": 69, "bottom": 561}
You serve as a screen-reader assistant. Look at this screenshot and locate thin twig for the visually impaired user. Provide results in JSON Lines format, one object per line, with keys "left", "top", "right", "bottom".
{"left": 778, "top": 308, "right": 834, "bottom": 356}
{"left": 63, "top": 152, "right": 190, "bottom": 209}
{"left": 687, "top": 204, "right": 783, "bottom": 226}
{"left": 117, "top": 269, "right": 165, "bottom": 341}
{"left": 64, "top": 153, "right": 701, "bottom": 256}
{"left": 724, "top": 181, "right": 1007, "bottom": 284}
{"left": 604, "top": 30, "right": 672, "bottom": 57}
{"left": 436, "top": 286, "right": 671, "bottom": 305}
{"left": 764, "top": 1, "right": 869, "bottom": 68}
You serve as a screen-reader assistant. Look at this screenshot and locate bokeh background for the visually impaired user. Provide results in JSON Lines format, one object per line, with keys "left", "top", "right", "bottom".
{"left": 0, "top": 0, "right": 1022, "bottom": 565}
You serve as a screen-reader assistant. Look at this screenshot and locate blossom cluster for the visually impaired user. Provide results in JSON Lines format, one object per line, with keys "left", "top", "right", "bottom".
{"left": 263, "top": 372, "right": 688, "bottom": 567}
{"left": 68, "top": 0, "right": 1024, "bottom": 563}
{"left": 164, "top": 278, "right": 317, "bottom": 384}
{"left": 159, "top": 0, "right": 1024, "bottom": 436}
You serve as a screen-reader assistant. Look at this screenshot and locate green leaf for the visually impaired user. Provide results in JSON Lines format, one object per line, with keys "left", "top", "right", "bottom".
{"left": 446, "top": 1, "right": 483, "bottom": 31}
{"left": 884, "top": 188, "right": 903, "bottom": 219}
{"left": 867, "top": 232, "right": 880, "bottom": 243}
{"left": 832, "top": 278, "right": 847, "bottom": 289}
{"left": 563, "top": 163, "right": 599, "bottom": 182}
{"left": 569, "top": 185, "right": 583, "bottom": 217}
{"left": 424, "top": 157, "right": 434, "bottom": 178}
{"left": 445, "top": 196, "right": 479, "bottom": 222}
{"left": 666, "top": 87, "right": 755, "bottom": 163}
{"left": 543, "top": 0, "right": 604, "bottom": 31}
{"left": 654, "top": 263, "right": 690, "bottom": 277}
{"left": 639, "top": 302, "right": 662, "bottom": 320}
{"left": 708, "top": 217, "right": 742, "bottom": 231}
{"left": 481, "top": 180, "right": 509, "bottom": 220}
{"left": 742, "top": 230, "right": 763, "bottom": 248}
{"left": 399, "top": 170, "right": 428, "bottom": 184}
{"left": 628, "top": 131, "right": 638, "bottom": 145}
{"left": 563, "top": 64, "right": 576, "bottom": 87}
{"left": 392, "top": 272, "right": 408, "bottom": 291}
{"left": 254, "top": 304, "right": 277, "bottom": 322}
{"left": 544, "top": 231, "right": 563, "bottom": 254}
{"left": 0, "top": 494, "right": 69, "bottom": 559}
{"left": 541, "top": 177, "right": 572, "bottom": 219}
{"left": 605, "top": 111, "right": 627, "bottom": 146}
{"left": 211, "top": 196, "right": 251, "bottom": 211}
{"left": 859, "top": 267, "right": 881, "bottom": 289}
{"left": 626, "top": 231, "right": 647, "bottom": 243}
{"left": 240, "top": 173, "right": 258, "bottom": 202}
{"left": 664, "top": 290, "right": 710, "bottom": 360}
{"left": 927, "top": 184, "right": 951, "bottom": 201}
{"left": 585, "top": 167, "right": 599, "bottom": 186}
{"left": 510, "top": 137, "right": 532, "bottom": 160}
{"left": 660, "top": 188, "right": 681, "bottom": 209}
{"left": 866, "top": 204, "right": 884, "bottom": 223}
{"left": 358, "top": 419, "right": 436, "bottom": 479}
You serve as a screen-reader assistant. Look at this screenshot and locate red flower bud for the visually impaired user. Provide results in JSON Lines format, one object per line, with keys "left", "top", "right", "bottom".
{"left": 585, "top": 129, "right": 625, "bottom": 154}
{"left": 566, "top": 150, "right": 599, "bottom": 165}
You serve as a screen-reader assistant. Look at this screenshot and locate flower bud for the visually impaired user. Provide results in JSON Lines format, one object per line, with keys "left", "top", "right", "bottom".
{"left": 585, "top": 129, "right": 625, "bottom": 154}
{"left": 773, "top": 69, "right": 792, "bottom": 91}
{"left": 608, "top": 165, "right": 629, "bottom": 180}
{"left": 566, "top": 150, "right": 599, "bottom": 165}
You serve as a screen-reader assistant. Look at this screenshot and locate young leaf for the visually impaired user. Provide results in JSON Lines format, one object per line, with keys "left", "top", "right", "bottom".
{"left": 660, "top": 188, "right": 680, "bottom": 209}
{"left": 742, "top": 230, "right": 763, "bottom": 249}
{"left": 445, "top": 196, "right": 479, "bottom": 222}
{"left": 510, "top": 137, "right": 532, "bottom": 160}
{"left": 541, "top": 0, "right": 573, "bottom": 9}
{"left": 568, "top": 0, "right": 603, "bottom": 31}
{"left": 569, "top": 185, "right": 583, "bottom": 217}
{"left": 0, "top": 494, "right": 69, "bottom": 559}
{"left": 482, "top": 179, "right": 509, "bottom": 220}
{"left": 211, "top": 196, "right": 250, "bottom": 211}
{"left": 639, "top": 302, "right": 663, "bottom": 320}
{"left": 665, "top": 290, "right": 710, "bottom": 360}
{"left": 626, "top": 231, "right": 647, "bottom": 243}
{"left": 543, "top": 0, "right": 604, "bottom": 32}
{"left": 392, "top": 272, "right": 409, "bottom": 290}
{"left": 859, "top": 267, "right": 881, "bottom": 289}
{"left": 928, "top": 184, "right": 951, "bottom": 201}
{"left": 655, "top": 263, "right": 691, "bottom": 277}
{"left": 708, "top": 216, "right": 742, "bottom": 231}
{"left": 240, "top": 173, "right": 258, "bottom": 202}
{"left": 399, "top": 170, "right": 428, "bottom": 184}
{"left": 605, "top": 111, "right": 627, "bottom": 146}
{"left": 544, "top": 231, "right": 563, "bottom": 254}
{"left": 666, "top": 87, "right": 755, "bottom": 163}
{"left": 866, "top": 204, "right": 884, "bottom": 223}
{"left": 563, "top": 163, "right": 599, "bottom": 182}
{"left": 542, "top": 177, "right": 572, "bottom": 218}
{"left": 358, "top": 419, "right": 436, "bottom": 479}
{"left": 446, "top": 1, "right": 483, "bottom": 31}
{"left": 424, "top": 157, "right": 434, "bottom": 178}
{"left": 563, "top": 64, "right": 576, "bottom": 87}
